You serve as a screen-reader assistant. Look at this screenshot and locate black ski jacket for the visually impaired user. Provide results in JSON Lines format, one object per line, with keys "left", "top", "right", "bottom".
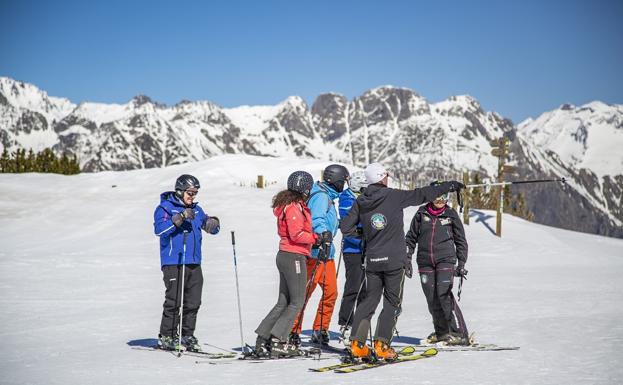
{"left": 405, "top": 204, "right": 468, "bottom": 268}
{"left": 340, "top": 183, "right": 452, "bottom": 272}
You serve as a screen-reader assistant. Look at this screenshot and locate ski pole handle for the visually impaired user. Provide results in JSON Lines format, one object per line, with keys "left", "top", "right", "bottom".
{"left": 231, "top": 231, "right": 236, "bottom": 245}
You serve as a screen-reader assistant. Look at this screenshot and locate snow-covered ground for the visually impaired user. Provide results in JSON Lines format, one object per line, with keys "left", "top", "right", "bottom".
{"left": 1, "top": 154, "right": 622, "bottom": 385}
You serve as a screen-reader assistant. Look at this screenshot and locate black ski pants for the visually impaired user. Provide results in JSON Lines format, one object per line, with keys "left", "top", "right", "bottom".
{"left": 159, "top": 264, "right": 203, "bottom": 338}
{"left": 255, "top": 251, "right": 307, "bottom": 342}
{"left": 419, "top": 262, "right": 468, "bottom": 337}
{"left": 350, "top": 267, "right": 405, "bottom": 344}
{"left": 338, "top": 253, "right": 366, "bottom": 327}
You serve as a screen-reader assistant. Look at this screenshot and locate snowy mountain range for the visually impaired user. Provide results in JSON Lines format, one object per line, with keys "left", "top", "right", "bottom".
{"left": 1, "top": 154, "right": 622, "bottom": 385}
{"left": 1, "top": 76, "right": 621, "bottom": 238}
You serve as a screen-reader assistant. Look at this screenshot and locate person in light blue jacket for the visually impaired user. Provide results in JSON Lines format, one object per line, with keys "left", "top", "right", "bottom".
{"left": 153, "top": 174, "right": 220, "bottom": 352}
{"left": 291, "top": 164, "right": 349, "bottom": 346}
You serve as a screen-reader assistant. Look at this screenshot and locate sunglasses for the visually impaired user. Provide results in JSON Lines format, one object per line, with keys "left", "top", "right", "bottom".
{"left": 185, "top": 190, "right": 198, "bottom": 197}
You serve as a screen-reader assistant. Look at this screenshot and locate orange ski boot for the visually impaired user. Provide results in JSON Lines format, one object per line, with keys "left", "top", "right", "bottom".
{"left": 350, "top": 339, "right": 371, "bottom": 359}
{"left": 373, "top": 340, "right": 398, "bottom": 360}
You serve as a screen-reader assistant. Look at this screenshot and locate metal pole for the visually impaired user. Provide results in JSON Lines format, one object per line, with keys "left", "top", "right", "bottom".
{"left": 177, "top": 231, "right": 188, "bottom": 357}
{"left": 335, "top": 239, "right": 344, "bottom": 278}
{"left": 466, "top": 177, "right": 566, "bottom": 189}
{"left": 462, "top": 171, "right": 470, "bottom": 225}
{"left": 231, "top": 231, "right": 246, "bottom": 353}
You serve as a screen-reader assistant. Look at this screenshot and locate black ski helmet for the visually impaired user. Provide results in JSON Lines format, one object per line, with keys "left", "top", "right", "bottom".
{"left": 323, "top": 164, "right": 350, "bottom": 192}
{"left": 175, "top": 174, "right": 200, "bottom": 199}
{"left": 287, "top": 171, "right": 314, "bottom": 196}
{"left": 430, "top": 180, "right": 449, "bottom": 202}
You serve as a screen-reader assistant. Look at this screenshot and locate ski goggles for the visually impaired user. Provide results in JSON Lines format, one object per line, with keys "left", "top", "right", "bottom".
{"left": 434, "top": 193, "right": 449, "bottom": 202}
{"left": 185, "top": 189, "right": 199, "bottom": 197}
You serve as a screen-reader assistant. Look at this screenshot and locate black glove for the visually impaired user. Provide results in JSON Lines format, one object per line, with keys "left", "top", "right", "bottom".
{"left": 182, "top": 208, "right": 195, "bottom": 220}
{"left": 171, "top": 208, "right": 195, "bottom": 227}
{"left": 444, "top": 181, "right": 466, "bottom": 193}
{"left": 455, "top": 262, "right": 468, "bottom": 278}
{"left": 313, "top": 235, "right": 322, "bottom": 248}
{"left": 405, "top": 257, "right": 413, "bottom": 279}
{"left": 202, "top": 216, "right": 220, "bottom": 234}
{"left": 317, "top": 246, "right": 328, "bottom": 262}
{"left": 320, "top": 231, "right": 333, "bottom": 245}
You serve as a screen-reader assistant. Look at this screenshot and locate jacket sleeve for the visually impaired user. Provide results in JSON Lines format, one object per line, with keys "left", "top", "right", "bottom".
{"left": 200, "top": 208, "right": 221, "bottom": 235}
{"left": 397, "top": 184, "right": 452, "bottom": 208}
{"left": 338, "top": 193, "right": 353, "bottom": 219}
{"left": 339, "top": 199, "right": 360, "bottom": 237}
{"left": 405, "top": 212, "right": 420, "bottom": 254}
{"left": 309, "top": 193, "right": 331, "bottom": 234}
{"left": 154, "top": 205, "right": 177, "bottom": 237}
{"left": 284, "top": 204, "right": 317, "bottom": 244}
{"left": 451, "top": 210, "right": 468, "bottom": 265}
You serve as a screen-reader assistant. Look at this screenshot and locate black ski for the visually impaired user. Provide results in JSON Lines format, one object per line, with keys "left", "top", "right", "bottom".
{"left": 410, "top": 343, "right": 520, "bottom": 352}
{"left": 132, "top": 345, "right": 236, "bottom": 358}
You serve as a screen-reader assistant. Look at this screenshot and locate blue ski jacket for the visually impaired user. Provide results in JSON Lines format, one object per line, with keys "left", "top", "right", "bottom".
{"left": 308, "top": 182, "right": 340, "bottom": 260}
{"left": 153, "top": 191, "right": 220, "bottom": 267}
{"left": 339, "top": 188, "right": 363, "bottom": 254}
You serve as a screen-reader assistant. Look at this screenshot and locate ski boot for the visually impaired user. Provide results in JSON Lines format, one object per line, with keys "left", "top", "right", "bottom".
{"left": 270, "top": 337, "right": 299, "bottom": 358}
{"left": 157, "top": 334, "right": 181, "bottom": 351}
{"left": 254, "top": 335, "right": 271, "bottom": 357}
{"left": 349, "top": 339, "right": 374, "bottom": 361}
{"left": 288, "top": 332, "right": 301, "bottom": 348}
{"left": 426, "top": 332, "right": 439, "bottom": 344}
{"left": 446, "top": 332, "right": 470, "bottom": 346}
{"left": 310, "top": 329, "right": 330, "bottom": 345}
{"left": 181, "top": 335, "right": 201, "bottom": 352}
{"left": 373, "top": 340, "right": 398, "bottom": 361}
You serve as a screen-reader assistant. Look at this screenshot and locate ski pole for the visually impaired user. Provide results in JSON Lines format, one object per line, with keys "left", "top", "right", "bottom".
{"left": 341, "top": 266, "right": 366, "bottom": 341}
{"left": 335, "top": 239, "right": 344, "bottom": 278}
{"left": 465, "top": 177, "right": 566, "bottom": 189}
{"left": 457, "top": 274, "right": 466, "bottom": 301}
{"left": 318, "top": 253, "right": 327, "bottom": 358}
{"left": 178, "top": 231, "right": 188, "bottom": 357}
{"left": 231, "top": 231, "right": 246, "bottom": 354}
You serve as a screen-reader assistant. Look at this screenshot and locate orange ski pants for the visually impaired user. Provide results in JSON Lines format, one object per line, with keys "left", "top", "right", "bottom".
{"left": 291, "top": 258, "right": 338, "bottom": 334}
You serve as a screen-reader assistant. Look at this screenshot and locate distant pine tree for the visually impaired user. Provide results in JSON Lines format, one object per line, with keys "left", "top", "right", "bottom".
{"left": 0, "top": 147, "right": 81, "bottom": 175}
{"left": 0, "top": 148, "right": 9, "bottom": 172}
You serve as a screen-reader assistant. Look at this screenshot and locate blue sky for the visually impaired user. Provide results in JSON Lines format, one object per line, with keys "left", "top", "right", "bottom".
{"left": 1, "top": 0, "right": 621, "bottom": 123}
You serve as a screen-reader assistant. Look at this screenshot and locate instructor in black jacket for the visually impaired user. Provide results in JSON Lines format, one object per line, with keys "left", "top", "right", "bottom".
{"left": 340, "top": 163, "right": 464, "bottom": 359}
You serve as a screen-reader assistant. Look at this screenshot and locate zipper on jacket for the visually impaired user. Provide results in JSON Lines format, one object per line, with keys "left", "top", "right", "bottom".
{"left": 430, "top": 217, "right": 436, "bottom": 267}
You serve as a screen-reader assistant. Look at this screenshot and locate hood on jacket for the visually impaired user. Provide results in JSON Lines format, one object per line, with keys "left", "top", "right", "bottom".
{"left": 357, "top": 183, "right": 389, "bottom": 208}
{"left": 160, "top": 191, "right": 196, "bottom": 209}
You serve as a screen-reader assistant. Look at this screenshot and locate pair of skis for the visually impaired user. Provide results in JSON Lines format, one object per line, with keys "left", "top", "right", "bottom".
{"left": 309, "top": 346, "right": 438, "bottom": 373}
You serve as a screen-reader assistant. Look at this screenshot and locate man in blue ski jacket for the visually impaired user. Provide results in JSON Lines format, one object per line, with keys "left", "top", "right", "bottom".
{"left": 153, "top": 174, "right": 220, "bottom": 352}
{"left": 337, "top": 171, "right": 369, "bottom": 341}
{"left": 291, "top": 164, "right": 349, "bottom": 346}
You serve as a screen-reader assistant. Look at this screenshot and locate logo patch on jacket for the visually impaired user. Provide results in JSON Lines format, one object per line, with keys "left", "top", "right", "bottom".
{"left": 370, "top": 213, "right": 387, "bottom": 230}
{"left": 423, "top": 215, "right": 430, "bottom": 222}
{"left": 440, "top": 218, "right": 451, "bottom": 226}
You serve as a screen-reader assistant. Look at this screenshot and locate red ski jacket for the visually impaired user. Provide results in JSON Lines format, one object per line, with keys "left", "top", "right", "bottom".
{"left": 274, "top": 202, "right": 318, "bottom": 256}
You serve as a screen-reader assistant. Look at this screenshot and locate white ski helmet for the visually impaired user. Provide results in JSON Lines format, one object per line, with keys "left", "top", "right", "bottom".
{"left": 349, "top": 171, "right": 369, "bottom": 193}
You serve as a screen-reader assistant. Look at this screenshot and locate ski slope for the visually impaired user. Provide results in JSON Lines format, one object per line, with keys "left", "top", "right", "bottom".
{"left": 1, "top": 154, "right": 622, "bottom": 385}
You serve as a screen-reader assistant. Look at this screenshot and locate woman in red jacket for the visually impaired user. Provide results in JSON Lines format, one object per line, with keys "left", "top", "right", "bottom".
{"left": 253, "top": 171, "right": 318, "bottom": 358}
